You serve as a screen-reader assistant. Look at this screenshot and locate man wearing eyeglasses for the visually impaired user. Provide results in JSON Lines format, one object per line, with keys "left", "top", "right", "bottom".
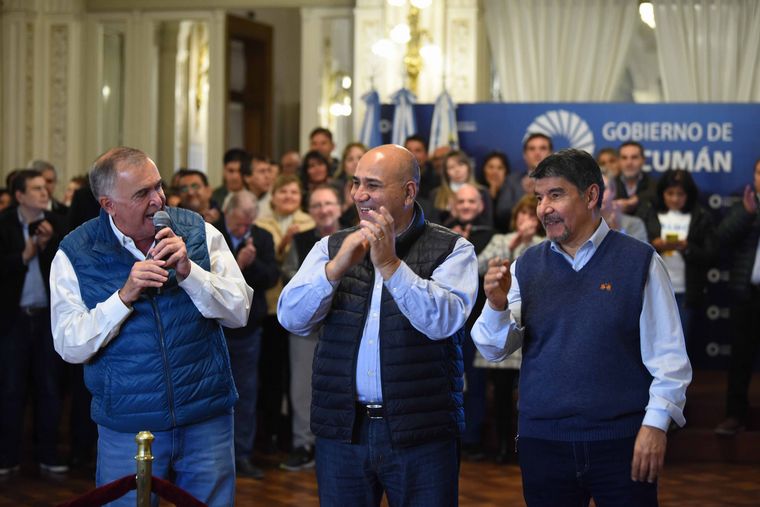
{"left": 176, "top": 169, "right": 221, "bottom": 224}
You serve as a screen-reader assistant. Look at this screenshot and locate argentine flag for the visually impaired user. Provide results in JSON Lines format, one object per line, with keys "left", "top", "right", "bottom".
{"left": 390, "top": 88, "right": 417, "bottom": 146}
{"left": 429, "top": 90, "right": 459, "bottom": 155}
{"left": 359, "top": 89, "right": 382, "bottom": 148}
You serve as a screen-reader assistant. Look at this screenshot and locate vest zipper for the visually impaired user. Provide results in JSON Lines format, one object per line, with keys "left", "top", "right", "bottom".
{"left": 150, "top": 297, "right": 177, "bottom": 427}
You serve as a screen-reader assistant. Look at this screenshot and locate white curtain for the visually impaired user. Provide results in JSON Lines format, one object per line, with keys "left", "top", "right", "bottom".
{"left": 654, "top": 0, "right": 760, "bottom": 101}
{"left": 484, "top": 0, "right": 637, "bottom": 101}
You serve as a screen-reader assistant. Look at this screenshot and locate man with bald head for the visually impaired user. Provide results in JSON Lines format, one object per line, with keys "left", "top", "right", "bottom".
{"left": 279, "top": 144, "right": 478, "bottom": 506}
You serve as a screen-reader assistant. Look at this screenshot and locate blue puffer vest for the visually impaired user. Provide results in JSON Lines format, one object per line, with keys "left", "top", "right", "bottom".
{"left": 59, "top": 208, "right": 237, "bottom": 432}
{"left": 311, "top": 204, "right": 466, "bottom": 447}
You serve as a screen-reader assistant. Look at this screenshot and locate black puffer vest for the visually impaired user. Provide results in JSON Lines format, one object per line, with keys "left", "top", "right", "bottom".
{"left": 311, "top": 204, "right": 465, "bottom": 447}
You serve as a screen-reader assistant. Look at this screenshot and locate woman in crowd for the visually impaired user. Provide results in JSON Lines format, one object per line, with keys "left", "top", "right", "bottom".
{"left": 300, "top": 151, "right": 341, "bottom": 209}
{"left": 255, "top": 174, "right": 315, "bottom": 452}
{"left": 645, "top": 169, "right": 717, "bottom": 348}
{"left": 333, "top": 142, "right": 367, "bottom": 227}
{"left": 474, "top": 195, "right": 545, "bottom": 463}
{"left": 430, "top": 150, "right": 492, "bottom": 225}
{"left": 478, "top": 151, "right": 523, "bottom": 233}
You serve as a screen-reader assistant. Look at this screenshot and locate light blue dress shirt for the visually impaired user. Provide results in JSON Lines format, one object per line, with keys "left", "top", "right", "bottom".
{"left": 278, "top": 231, "right": 478, "bottom": 403}
{"left": 471, "top": 219, "right": 692, "bottom": 432}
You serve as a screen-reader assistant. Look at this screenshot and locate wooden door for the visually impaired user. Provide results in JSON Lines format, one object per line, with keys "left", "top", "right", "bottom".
{"left": 226, "top": 15, "right": 273, "bottom": 157}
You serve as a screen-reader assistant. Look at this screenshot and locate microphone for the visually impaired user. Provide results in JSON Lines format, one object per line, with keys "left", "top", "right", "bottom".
{"left": 152, "top": 210, "right": 173, "bottom": 236}
{"left": 147, "top": 210, "right": 172, "bottom": 261}
{"left": 148, "top": 210, "right": 173, "bottom": 296}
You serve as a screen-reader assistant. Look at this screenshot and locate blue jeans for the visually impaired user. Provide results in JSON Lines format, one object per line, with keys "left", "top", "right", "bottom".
{"left": 96, "top": 412, "right": 235, "bottom": 507}
{"left": 315, "top": 413, "right": 460, "bottom": 507}
{"left": 226, "top": 328, "right": 262, "bottom": 459}
{"left": 518, "top": 436, "right": 658, "bottom": 507}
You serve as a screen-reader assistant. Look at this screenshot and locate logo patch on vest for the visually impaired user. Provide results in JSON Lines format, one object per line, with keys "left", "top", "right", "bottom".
{"left": 599, "top": 282, "right": 613, "bottom": 291}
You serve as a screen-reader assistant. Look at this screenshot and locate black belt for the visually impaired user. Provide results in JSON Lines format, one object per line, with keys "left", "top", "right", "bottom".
{"left": 356, "top": 402, "right": 384, "bottom": 420}
{"left": 20, "top": 306, "right": 48, "bottom": 316}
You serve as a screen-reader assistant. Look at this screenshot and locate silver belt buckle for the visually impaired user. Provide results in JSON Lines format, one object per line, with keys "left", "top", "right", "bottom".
{"left": 366, "top": 403, "right": 383, "bottom": 419}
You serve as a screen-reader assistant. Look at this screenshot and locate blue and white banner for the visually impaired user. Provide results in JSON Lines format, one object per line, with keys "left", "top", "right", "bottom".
{"left": 429, "top": 90, "right": 459, "bottom": 155}
{"left": 390, "top": 88, "right": 417, "bottom": 146}
{"left": 378, "top": 102, "right": 760, "bottom": 370}
{"left": 359, "top": 89, "right": 383, "bottom": 148}
{"left": 381, "top": 103, "right": 759, "bottom": 201}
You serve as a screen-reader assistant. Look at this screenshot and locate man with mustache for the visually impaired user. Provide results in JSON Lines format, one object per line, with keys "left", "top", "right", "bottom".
{"left": 278, "top": 144, "right": 478, "bottom": 506}
{"left": 472, "top": 149, "right": 691, "bottom": 506}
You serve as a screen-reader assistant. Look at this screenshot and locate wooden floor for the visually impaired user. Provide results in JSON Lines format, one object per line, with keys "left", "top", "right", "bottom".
{"left": 1, "top": 456, "right": 759, "bottom": 506}
{"left": 2, "top": 369, "right": 758, "bottom": 505}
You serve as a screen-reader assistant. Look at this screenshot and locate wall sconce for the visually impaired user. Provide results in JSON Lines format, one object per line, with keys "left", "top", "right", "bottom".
{"left": 329, "top": 72, "right": 353, "bottom": 117}
{"left": 374, "top": 0, "right": 439, "bottom": 95}
{"left": 194, "top": 38, "right": 210, "bottom": 130}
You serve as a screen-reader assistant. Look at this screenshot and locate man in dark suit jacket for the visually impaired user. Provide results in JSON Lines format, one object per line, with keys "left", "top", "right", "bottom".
{"left": 614, "top": 141, "right": 658, "bottom": 220}
{"left": 0, "top": 169, "right": 67, "bottom": 475}
{"left": 213, "top": 189, "right": 279, "bottom": 478}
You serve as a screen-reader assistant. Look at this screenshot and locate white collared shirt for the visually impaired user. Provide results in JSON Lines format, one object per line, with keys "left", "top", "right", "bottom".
{"left": 50, "top": 216, "right": 253, "bottom": 364}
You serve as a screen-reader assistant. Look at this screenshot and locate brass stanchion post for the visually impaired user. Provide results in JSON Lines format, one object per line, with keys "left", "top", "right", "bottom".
{"left": 135, "top": 431, "right": 155, "bottom": 507}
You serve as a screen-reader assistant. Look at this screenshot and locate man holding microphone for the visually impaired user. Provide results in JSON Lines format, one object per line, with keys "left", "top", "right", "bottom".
{"left": 50, "top": 147, "right": 252, "bottom": 506}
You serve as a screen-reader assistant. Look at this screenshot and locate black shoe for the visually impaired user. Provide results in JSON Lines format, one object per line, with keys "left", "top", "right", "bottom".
{"left": 236, "top": 458, "right": 264, "bottom": 479}
{"left": 715, "top": 417, "right": 746, "bottom": 437}
{"left": 39, "top": 459, "right": 69, "bottom": 474}
{"left": 0, "top": 464, "right": 20, "bottom": 476}
{"left": 280, "top": 446, "right": 315, "bottom": 471}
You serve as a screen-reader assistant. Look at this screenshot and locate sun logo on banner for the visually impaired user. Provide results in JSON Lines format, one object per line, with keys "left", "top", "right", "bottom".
{"left": 524, "top": 110, "right": 595, "bottom": 155}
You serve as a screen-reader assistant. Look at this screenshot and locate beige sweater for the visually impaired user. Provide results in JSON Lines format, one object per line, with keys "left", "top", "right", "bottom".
{"left": 255, "top": 210, "right": 315, "bottom": 316}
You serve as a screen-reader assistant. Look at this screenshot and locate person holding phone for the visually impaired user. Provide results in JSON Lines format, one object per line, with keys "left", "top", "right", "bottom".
{"left": 0, "top": 169, "right": 67, "bottom": 475}
{"left": 645, "top": 169, "right": 717, "bottom": 351}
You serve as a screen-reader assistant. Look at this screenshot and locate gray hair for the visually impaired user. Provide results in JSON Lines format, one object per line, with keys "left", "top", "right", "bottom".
{"left": 223, "top": 189, "right": 259, "bottom": 218}
{"left": 29, "top": 159, "right": 56, "bottom": 175}
{"left": 89, "top": 147, "right": 151, "bottom": 198}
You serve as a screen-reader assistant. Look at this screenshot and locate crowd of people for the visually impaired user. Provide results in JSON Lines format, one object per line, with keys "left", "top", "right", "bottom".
{"left": 0, "top": 126, "right": 758, "bottom": 506}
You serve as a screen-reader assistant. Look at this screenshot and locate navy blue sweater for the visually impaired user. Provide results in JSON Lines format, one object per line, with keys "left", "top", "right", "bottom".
{"left": 515, "top": 230, "right": 654, "bottom": 441}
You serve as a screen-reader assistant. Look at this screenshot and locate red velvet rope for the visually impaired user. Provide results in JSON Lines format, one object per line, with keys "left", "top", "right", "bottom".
{"left": 56, "top": 474, "right": 207, "bottom": 507}
{"left": 152, "top": 476, "right": 207, "bottom": 506}
{"left": 55, "top": 475, "right": 135, "bottom": 507}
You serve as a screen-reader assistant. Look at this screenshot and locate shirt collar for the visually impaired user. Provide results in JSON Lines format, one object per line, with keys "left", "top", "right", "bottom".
{"left": 108, "top": 214, "right": 156, "bottom": 254}
{"left": 549, "top": 218, "right": 609, "bottom": 258}
{"left": 16, "top": 207, "right": 45, "bottom": 226}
